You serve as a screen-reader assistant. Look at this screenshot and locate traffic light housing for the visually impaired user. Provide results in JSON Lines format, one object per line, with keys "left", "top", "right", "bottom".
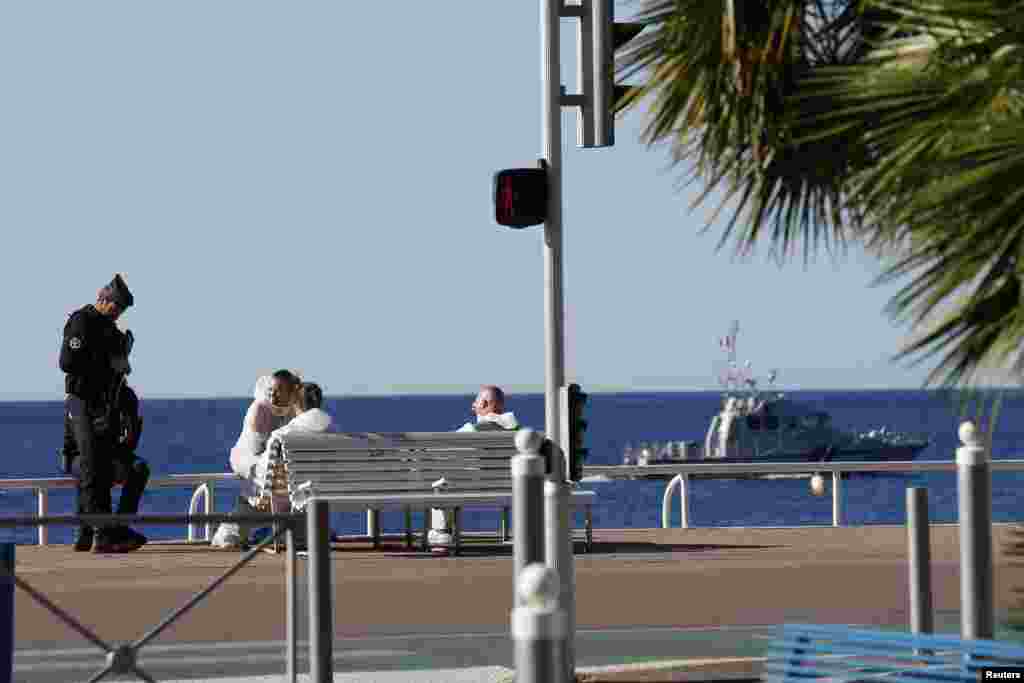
{"left": 562, "top": 383, "right": 589, "bottom": 481}
{"left": 493, "top": 166, "right": 548, "bottom": 228}
{"left": 591, "top": 0, "right": 644, "bottom": 147}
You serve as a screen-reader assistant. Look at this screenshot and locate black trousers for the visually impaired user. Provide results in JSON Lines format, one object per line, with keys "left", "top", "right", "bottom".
{"left": 109, "top": 452, "right": 149, "bottom": 516}
{"left": 64, "top": 396, "right": 150, "bottom": 526}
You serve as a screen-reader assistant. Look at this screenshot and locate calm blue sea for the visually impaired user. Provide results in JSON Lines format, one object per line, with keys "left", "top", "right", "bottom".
{"left": 1, "top": 389, "right": 1023, "bottom": 545}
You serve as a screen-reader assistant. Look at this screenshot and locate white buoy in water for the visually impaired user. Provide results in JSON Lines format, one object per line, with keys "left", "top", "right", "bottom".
{"left": 810, "top": 473, "right": 826, "bottom": 497}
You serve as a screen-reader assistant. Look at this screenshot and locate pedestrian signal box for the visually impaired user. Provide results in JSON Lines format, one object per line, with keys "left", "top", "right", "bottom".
{"left": 493, "top": 167, "right": 548, "bottom": 228}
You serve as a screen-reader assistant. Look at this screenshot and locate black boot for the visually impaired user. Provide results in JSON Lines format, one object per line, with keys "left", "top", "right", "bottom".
{"left": 118, "top": 526, "right": 148, "bottom": 550}
{"left": 92, "top": 526, "right": 145, "bottom": 553}
{"left": 73, "top": 526, "right": 94, "bottom": 552}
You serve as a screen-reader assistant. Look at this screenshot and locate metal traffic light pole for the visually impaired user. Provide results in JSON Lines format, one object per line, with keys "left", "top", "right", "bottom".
{"left": 541, "top": 0, "right": 565, "bottom": 452}
{"left": 539, "top": 0, "right": 618, "bottom": 447}
{"left": 535, "top": 4, "right": 628, "bottom": 676}
{"left": 541, "top": 1, "right": 577, "bottom": 680}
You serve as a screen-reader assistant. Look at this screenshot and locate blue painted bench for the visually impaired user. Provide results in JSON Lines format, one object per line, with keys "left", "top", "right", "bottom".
{"left": 765, "top": 624, "right": 1024, "bottom": 683}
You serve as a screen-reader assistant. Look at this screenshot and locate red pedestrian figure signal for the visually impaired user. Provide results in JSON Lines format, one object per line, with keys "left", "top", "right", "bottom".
{"left": 493, "top": 167, "right": 548, "bottom": 228}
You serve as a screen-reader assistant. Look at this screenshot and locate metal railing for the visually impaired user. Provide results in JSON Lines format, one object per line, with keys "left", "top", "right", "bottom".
{"left": 0, "top": 510, "right": 325, "bottom": 683}
{"left": 0, "top": 473, "right": 237, "bottom": 546}
{"left": 582, "top": 460, "right": 1024, "bottom": 529}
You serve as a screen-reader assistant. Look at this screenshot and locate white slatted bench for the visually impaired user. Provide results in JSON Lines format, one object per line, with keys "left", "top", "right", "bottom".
{"left": 255, "top": 429, "right": 595, "bottom": 554}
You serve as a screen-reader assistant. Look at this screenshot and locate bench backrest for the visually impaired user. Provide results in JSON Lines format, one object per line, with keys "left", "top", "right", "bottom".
{"left": 267, "top": 430, "right": 522, "bottom": 509}
{"left": 766, "top": 624, "right": 1024, "bottom": 683}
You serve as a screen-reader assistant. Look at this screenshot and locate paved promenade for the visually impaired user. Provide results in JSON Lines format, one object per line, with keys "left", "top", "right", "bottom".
{"left": 9, "top": 524, "right": 1024, "bottom": 681}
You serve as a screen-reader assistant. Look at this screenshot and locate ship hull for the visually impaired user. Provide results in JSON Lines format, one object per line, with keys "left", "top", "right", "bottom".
{"left": 628, "top": 442, "right": 929, "bottom": 479}
{"left": 693, "top": 442, "right": 927, "bottom": 465}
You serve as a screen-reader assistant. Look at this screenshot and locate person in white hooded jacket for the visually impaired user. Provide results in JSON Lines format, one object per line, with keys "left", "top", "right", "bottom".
{"left": 429, "top": 385, "right": 518, "bottom": 549}
{"left": 212, "top": 380, "right": 333, "bottom": 549}
{"left": 269, "top": 383, "right": 333, "bottom": 440}
{"left": 251, "top": 382, "right": 334, "bottom": 492}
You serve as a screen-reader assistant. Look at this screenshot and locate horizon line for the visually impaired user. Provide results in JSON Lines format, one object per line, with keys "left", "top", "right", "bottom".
{"left": 2, "top": 383, "right": 1018, "bottom": 403}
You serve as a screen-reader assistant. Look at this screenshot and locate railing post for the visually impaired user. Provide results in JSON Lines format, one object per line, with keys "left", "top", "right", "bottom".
{"left": 205, "top": 480, "right": 215, "bottom": 541}
{"left": 366, "top": 510, "right": 380, "bottom": 547}
{"left": 680, "top": 474, "right": 689, "bottom": 529}
{"left": 307, "top": 500, "right": 334, "bottom": 683}
{"left": 907, "top": 488, "right": 934, "bottom": 641}
{"left": 661, "top": 475, "right": 678, "bottom": 529}
{"left": 286, "top": 518, "right": 297, "bottom": 683}
{"left": 36, "top": 488, "right": 48, "bottom": 546}
{"left": 188, "top": 483, "right": 209, "bottom": 543}
{"left": 511, "top": 563, "right": 565, "bottom": 683}
{"left": 957, "top": 421, "right": 994, "bottom": 640}
{"left": 0, "top": 544, "right": 13, "bottom": 683}
{"left": 832, "top": 471, "right": 844, "bottom": 527}
{"left": 513, "top": 429, "right": 546, "bottom": 606}
{"left": 661, "top": 474, "right": 690, "bottom": 529}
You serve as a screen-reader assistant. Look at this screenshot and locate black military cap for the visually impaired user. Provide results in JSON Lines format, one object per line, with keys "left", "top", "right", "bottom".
{"left": 107, "top": 274, "right": 134, "bottom": 309}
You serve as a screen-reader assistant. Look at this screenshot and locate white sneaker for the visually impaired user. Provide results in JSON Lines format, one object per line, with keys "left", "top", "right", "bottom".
{"left": 211, "top": 523, "right": 242, "bottom": 549}
{"left": 427, "top": 529, "right": 452, "bottom": 547}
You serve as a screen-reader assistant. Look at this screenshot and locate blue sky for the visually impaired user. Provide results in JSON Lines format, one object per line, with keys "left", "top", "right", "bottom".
{"left": 1, "top": 1, "right": 937, "bottom": 400}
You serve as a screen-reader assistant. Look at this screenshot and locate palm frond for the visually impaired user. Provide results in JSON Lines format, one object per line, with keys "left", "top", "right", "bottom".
{"left": 619, "top": 0, "right": 1024, "bottom": 386}
{"left": 619, "top": 0, "right": 867, "bottom": 265}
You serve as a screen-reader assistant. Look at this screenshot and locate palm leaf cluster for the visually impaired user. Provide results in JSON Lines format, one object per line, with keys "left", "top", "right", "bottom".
{"left": 619, "top": 0, "right": 1024, "bottom": 388}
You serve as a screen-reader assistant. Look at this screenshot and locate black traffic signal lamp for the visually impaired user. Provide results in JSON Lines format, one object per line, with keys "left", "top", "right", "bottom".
{"left": 567, "top": 383, "right": 589, "bottom": 481}
{"left": 493, "top": 163, "right": 548, "bottom": 228}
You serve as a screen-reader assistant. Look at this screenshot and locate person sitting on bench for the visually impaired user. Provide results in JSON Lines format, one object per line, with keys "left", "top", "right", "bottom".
{"left": 213, "top": 379, "right": 332, "bottom": 549}
{"left": 229, "top": 370, "right": 300, "bottom": 489}
{"left": 428, "top": 385, "right": 519, "bottom": 549}
{"left": 211, "top": 370, "right": 299, "bottom": 549}
{"left": 253, "top": 381, "right": 335, "bottom": 507}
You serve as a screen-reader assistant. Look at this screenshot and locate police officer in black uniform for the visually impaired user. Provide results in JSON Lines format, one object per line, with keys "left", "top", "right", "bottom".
{"left": 59, "top": 274, "right": 148, "bottom": 553}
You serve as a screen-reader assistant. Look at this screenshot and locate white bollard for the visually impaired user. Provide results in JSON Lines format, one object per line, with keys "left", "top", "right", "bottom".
{"left": 512, "top": 563, "right": 565, "bottom": 683}
{"left": 545, "top": 474, "right": 575, "bottom": 682}
{"left": 514, "top": 429, "right": 546, "bottom": 606}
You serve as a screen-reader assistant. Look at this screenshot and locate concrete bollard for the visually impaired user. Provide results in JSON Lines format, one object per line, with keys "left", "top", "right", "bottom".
{"left": 907, "top": 487, "right": 933, "bottom": 655}
{"left": 514, "top": 429, "right": 547, "bottom": 606}
{"left": 0, "top": 544, "right": 11, "bottom": 683}
{"left": 512, "top": 563, "right": 566, "bottom": 683}
{"left": 957, "top": 421, "right": 994, "bottom": 640}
